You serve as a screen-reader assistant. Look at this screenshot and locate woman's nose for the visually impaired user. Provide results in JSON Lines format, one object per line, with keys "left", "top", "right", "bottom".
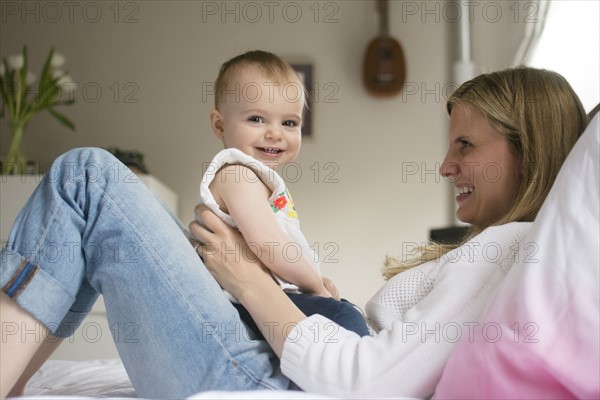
{"left": 440, "top": 154, "right": 460, "bottom": 182}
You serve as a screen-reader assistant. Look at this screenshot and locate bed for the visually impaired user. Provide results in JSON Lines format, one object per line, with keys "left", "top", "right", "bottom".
{"left": 19, "top": 360, "right": 334, "bottom": 399}
{"left": 21, "top": 359, "right": 135, "bottom": 398}
{"left": 20, "top": 360, "right": 335, "bottom": 399}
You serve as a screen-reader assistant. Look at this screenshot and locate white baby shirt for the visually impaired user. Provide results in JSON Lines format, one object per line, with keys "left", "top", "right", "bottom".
{"left": 198, "top": 148, "right": 320, "bottom": 300}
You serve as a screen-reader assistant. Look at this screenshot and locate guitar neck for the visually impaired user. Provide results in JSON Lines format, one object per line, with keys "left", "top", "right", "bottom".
{"left": 377, "top": 0, "right": 390, "bottom": 37}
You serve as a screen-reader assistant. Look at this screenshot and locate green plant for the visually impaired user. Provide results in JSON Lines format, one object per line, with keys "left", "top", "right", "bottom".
{"left": 0, "top": 45, "right": 76, "bottom": 174}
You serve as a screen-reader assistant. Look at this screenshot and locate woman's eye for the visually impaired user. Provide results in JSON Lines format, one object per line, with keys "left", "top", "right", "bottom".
{"left": 459, "top": 139, "right": 471, "bottom": 148}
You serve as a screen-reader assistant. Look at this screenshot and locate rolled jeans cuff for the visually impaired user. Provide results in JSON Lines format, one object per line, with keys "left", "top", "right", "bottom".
{"left": 1, "top": 247, "right": 81, "bottom": 337}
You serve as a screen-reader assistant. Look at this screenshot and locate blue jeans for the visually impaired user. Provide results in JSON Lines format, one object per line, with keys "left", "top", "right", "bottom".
{"left": 0, "top": 148, "right": 289, "bottom": 398}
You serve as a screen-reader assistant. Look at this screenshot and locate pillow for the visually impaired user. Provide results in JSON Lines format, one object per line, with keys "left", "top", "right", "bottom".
{"left": 435, "top": 114, "right": 600, "bottom": 398}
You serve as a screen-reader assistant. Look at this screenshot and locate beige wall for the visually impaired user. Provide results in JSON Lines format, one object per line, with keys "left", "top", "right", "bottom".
{"left": 0, "top": 1, "right": 524, "bottom": 308}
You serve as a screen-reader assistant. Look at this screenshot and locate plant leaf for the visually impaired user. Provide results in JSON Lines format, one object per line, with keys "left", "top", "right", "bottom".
{"left": 0, "top": 67, "right": 7, "bottom": 115}
{"left": 37, "top": 83, "right": 59, "bottom": 108}
{"left": 39, "top": 47, "right": 54, "bottom": 96}
{"left": 48, "top": 108, "right": 75, "bottom": 131}
{"left": 17, "top": 46, "right": 29, "bottom": 116}
{"left": 2, "top": 58, "right": 16, "bottom": 118}
{"left": 52, "top": 98, "right": 76, "bottom": 106}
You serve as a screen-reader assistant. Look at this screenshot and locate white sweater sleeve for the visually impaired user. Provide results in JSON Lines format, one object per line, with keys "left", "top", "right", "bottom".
{"left": 280, "top": 223, "right": 531, "bottom": 398}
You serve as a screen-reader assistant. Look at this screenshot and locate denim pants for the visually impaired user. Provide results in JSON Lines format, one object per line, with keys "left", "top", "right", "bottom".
{"left": 0, "top": 148, "right": 290, "bottom": 398}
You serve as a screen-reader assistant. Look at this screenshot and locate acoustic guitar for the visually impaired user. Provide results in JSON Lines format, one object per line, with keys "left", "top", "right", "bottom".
{"left": 362, "top": 0, "right": 406, "bottom": 97}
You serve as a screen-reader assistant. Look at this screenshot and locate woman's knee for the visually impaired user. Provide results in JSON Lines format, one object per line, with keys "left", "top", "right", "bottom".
{"left": 53, "top": 147, "right": 116, "bottom": 168}
{"left": 46, "top": 148, "right": 123, "bottom": 183}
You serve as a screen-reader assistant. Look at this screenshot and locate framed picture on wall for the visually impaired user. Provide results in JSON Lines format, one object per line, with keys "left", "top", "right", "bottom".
{"left": 291, "top": 63, "right": 314, "bottom": 137}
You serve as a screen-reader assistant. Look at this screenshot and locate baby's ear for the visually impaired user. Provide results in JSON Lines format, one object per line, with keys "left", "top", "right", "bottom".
{"left": 209, "top": 109, "right": 225, "bottom": 139}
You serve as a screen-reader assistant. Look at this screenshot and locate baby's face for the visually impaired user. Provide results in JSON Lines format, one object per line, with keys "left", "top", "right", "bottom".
{"left": 215, "top": 66, "right": 305, "bottom": 169}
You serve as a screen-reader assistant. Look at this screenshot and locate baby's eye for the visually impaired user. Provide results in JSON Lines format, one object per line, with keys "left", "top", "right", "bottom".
{"left": 283, "top": 120, "right": 299, "bottom": 128}
{"left": 248, "top": 116, "right": 265, "bottom": 123}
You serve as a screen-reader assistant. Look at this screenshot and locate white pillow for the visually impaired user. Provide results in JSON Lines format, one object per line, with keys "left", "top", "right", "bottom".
{"left": 435, "top": 114, "right": 600, "bottom": 398}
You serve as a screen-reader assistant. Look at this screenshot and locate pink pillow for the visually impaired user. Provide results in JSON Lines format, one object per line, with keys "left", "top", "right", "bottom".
{"left": 435, "top": 115, "right": 600, "bottom": 399}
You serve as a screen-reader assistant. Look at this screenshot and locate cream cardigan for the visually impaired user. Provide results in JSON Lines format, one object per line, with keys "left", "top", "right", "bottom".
{"left": 280, "top": 222, "right": 531, "bottom": 398}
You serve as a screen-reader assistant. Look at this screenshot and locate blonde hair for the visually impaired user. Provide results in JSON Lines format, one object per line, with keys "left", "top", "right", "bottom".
{"left": 383, "top": 66, "right": 588, "bottom": 279}
{"left": 213, "top": 50, "right": 304, "bottom": 110}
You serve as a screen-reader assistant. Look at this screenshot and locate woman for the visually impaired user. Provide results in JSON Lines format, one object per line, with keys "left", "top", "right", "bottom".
{"left": 0, "top": 66, "right": 588, "bottom": 399}
{"left": 192, "top": 66, "right": 588, "bottom": 397}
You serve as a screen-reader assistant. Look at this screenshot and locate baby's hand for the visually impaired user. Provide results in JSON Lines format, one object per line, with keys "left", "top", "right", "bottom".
{"left": 322, "top": 277, "right": 340, "bottom": 300}
{"left": 313, "top": 286, "right": 333, "bottom": 298}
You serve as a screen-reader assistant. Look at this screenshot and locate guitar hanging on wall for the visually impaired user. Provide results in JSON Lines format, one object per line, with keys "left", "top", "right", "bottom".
{"left": 362, "top": 0, "right": 406, "bottom": 97}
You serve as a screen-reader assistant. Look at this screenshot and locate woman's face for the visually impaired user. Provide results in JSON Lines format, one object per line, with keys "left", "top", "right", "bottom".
{"left": 440, "top": 103, "right": 521, "bottom": 229}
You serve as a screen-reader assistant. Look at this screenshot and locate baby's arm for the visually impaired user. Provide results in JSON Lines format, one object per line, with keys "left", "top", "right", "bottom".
{"left": 211, "top": 165, "right": 330, "bottom": 297}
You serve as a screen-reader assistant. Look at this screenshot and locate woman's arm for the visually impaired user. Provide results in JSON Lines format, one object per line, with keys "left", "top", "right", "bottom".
{"left": 191, "top": 205, "right": 306, "bottom": 357}
{"left": 210, "top": 164, "right": 329, "bottom": 297}
{"left": 191, "top": 210, "right": 528, "bottom": 397}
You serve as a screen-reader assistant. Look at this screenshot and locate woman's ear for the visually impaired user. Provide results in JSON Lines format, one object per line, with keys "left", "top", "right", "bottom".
{"left": 210, "top": 109, "right": 225, "bottom": 140}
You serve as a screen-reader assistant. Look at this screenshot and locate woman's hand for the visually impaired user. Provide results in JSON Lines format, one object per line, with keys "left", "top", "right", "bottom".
{"left": 190, "top": 205, "right": 334, "bottom": 300}
{"left": 189, "top": 205, "right": 275, "bottom": 299}
{"left": 189, "top": 205, "right": 307, "bottom": 358}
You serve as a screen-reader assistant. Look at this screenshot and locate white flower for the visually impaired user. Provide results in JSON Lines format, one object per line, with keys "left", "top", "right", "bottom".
{"left": 8, "top": 54, "right": 24, "bottom": 70}
{"left": 50, "top": 52, "right": 65, "bottom": 68}
{"left": 25, "top": 71, "right": 36, "bottom": 85}
{"left": 51, "top": 69, "right": 64, "bottom": 79}
{"left": 0, "top": 63, "right": 5, "bottom": 77}
{"left": 56, "top": 75, "right": 74, "bottom": 89}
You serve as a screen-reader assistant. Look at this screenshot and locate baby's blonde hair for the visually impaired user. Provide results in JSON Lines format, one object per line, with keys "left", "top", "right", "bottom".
{"left": 383, "top": 66, "right": 588, "bottom": 279}
{"left": 213, "top": 50, "right": 305, "bottom": 110}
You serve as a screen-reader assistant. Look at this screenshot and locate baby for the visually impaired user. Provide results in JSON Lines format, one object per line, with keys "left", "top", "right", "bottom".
{"left": 198, "top": 50, "right": 369, "bottom": 338}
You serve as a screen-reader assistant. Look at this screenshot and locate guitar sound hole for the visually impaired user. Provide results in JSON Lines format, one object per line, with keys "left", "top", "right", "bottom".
{"left": 378, "top": 48, "right": 392, "bottom": 60}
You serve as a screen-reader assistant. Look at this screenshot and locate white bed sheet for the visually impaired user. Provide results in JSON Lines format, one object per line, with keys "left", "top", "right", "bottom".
{"left": 16, "top": 359, "right": 339, "bottom": 400}
{"left": 22, "top": 359, "right": 135, "bottom": 398}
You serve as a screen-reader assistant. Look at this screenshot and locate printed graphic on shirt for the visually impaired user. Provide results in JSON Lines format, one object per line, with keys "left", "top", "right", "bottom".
{"left": 271, "top": 189, "right": 298, "bottom": 219}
